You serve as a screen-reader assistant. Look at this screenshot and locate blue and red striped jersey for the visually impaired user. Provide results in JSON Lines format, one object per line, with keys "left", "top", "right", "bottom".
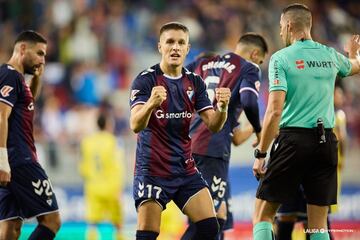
{"left": 130, "top": 64, "right": 213, "bottom": 177}
{"left": 0, "top": 64, "right": 38, "bottom": 167}
{"left": 187, "top": 52, "right": 262, "bottom": 161}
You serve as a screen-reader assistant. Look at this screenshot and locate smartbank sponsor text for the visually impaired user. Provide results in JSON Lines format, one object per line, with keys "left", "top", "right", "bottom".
{"left": 155, "top": 110, "right": 192, "bottom": 119}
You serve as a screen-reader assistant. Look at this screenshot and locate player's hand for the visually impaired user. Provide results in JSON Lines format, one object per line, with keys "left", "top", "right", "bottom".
{"left": 252, "top": 131, "right": 261, "bottom": 147}
{"left": 0, "top": 170, "right": 10, "bottom": 187}
{"left": 215, "top": 87, "right": 231, "bottom": 110}
{"left": 149, "top": 86, "right": 167, "bottom": 108}
{"left": 344, "top": 35, "right": 360, "bottom": 58}
{"left": 33, "top": 64, "right": 44, "bottom": 78}
{"left": 252, "top": 158, "right": 266, "bottom": 180}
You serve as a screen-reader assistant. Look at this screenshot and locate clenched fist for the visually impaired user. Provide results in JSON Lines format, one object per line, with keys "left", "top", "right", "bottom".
{"left": 215, "top": 87, "right": 231, "bottom": 111}
{"left": 149, "top": 86, "right": 167, "bottom": 108}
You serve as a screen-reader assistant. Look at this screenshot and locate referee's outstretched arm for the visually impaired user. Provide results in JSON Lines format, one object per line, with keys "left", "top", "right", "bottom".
{"left": 345, "top": 34, "right": 360, "bottom": 75}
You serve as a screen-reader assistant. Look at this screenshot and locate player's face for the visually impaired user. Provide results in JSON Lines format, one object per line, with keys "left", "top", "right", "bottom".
{"left": 158, "top": 29, "right": 190, "bottom": 68}
{"left": 22, "top": 42, "right": 47, "bottom": 74}
{"left": 279, "top": 14, "right": 291, "bottom": 47}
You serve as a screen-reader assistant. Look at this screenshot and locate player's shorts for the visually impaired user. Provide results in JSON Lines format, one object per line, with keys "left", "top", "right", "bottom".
{"left": 223, "top": 181, "right": 234, "bottom": 230}
{"left": 0, "top": 162, "right": 59, "bottom": 221}
{"left": 276, "top": 187, "right": 307, "bottom": 221}
{"left": 85, "top": 193, "right": 122, "bottom": 224}
{"left": 257, "top": 128, "right": 338, "bottom": 206}
{"left": 193, "top": 154, "right": 229, "bottom": 211}
{"left": 133, "top": 171, "right": 208, "bottom": 211}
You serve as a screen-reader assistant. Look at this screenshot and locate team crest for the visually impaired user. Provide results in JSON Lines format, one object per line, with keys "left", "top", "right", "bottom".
{"left": 255, "top": 81, "right": 261, "bottom": 92}
{"left": 130, "top": 89, "right": 140, "bottom": 102}
{"left": 186, "top": 87, "right": 194, "bottom": 100}
{"left": 0, "top": 85, "right": 14, "bottom": 97}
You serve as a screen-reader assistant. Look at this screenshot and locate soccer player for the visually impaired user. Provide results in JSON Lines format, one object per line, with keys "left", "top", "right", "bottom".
{"left": 182, "top": 33, "right": 268, "bottom": 239}
{"left": 79, "top": 113, "right": 125, "bottom": 240}
{"left": 129, "top": 22, "right": 231, "bottom": 240}
{"left": 252, "top": 3, "right": 360, "bottom": 240}
{"left": 0, "top": 30, "right": 61, "bottom": 240}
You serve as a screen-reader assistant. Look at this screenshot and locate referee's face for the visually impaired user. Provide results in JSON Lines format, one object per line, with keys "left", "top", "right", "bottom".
{"left": 158, "top": 29, "right": 190, "bottom": 68}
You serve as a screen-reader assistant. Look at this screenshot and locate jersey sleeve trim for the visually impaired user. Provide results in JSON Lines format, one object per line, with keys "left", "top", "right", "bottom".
{"left": 197, "top": 105, "right": 213, "bottom": 113}
{"left": 130, "top": 101, "right": 146, "bottom": 109}
{"left": 269, "top": 87, "right": 287, "bottom": 92}
{"left": 0, "top": 98, "right": 14, "bottom": 107}
{"left": 239, "top": 87, "right": 259, "bottom": 97}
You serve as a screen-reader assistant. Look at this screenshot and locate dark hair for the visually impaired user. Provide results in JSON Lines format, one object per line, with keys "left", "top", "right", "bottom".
{"left": 97, "top": 114, "right": 107, "bottom": 130}
{"left": 282, "top": 3, "right": 310, "bottom": 14}
{"left": 238, "top": 32, "right": 268, "bottom": 54}
{"left": 15, "top": 30, "right": 47, "bottom": 45}
{"left": 159, "top": 22, "right": 189, "bottom": 36}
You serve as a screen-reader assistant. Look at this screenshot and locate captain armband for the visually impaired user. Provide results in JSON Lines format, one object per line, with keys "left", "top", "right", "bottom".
{"left": 0, "top": 148, "right": 10, "bottom": 173}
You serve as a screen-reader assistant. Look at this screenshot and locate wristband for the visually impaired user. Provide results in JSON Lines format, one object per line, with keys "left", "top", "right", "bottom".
{"left": 217, "top": 103, "right": 228, "bottom": 113}
{"left": 0, "top": 148, "right": 10, "bottom": 173}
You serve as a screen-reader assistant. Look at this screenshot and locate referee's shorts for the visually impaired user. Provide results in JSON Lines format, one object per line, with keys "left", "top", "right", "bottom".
{"left": 256, "top": 127, "right": 338, "bottom": 206}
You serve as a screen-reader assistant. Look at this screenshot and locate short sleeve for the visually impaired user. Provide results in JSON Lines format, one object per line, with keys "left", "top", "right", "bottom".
{"left": 334, "top": 51, "right": 352, "bottom": 78}
{"left": 129, "top": 73, "right": 153, "bottom": 109}
{"left": 193, "top": 75, "right": 213, "bottom": 112}
{"left": 0, "top": 70, "right": 20, "bottom": 107}
{"left": 268, "top": 53, "right": 287, "bottom": 92}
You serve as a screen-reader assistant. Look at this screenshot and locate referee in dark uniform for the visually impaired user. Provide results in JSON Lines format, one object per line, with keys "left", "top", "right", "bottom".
{"left": 251, "top": 3, "right": 360, "bottom": 240}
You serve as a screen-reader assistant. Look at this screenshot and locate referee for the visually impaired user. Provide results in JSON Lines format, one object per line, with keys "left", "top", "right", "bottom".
{"left": 252, "top": 3, "right": 360, "bottom": 240}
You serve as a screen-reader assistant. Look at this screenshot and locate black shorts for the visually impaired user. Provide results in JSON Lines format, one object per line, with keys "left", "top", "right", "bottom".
{"left": 276, "top": 186, "right": 307, "bottom": 221}
{"left": 256, "top": 128, "right": 338, "bottom": 206}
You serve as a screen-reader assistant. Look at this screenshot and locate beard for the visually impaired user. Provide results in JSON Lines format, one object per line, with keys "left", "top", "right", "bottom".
{"left": 23, "top": 60, "right": 37, "bottom": 75}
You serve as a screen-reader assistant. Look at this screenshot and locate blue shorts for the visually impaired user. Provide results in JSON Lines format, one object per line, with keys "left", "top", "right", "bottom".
{"left": 223, "top": 180, "right": 234, "bottom": 230}
{"left": 193, "top": 154, "right": 229, "bottom": 210}
{"left": 0, "top": 162, "right": 59, "bottom": 221}
{"left": 133, "top": 171, "right": 208, "bottom": 211}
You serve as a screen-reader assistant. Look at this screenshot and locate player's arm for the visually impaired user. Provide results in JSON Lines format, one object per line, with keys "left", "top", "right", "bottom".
{"left": 239, "top": 65, "right": 263, "bottom": 147}
{"left": 30, "top": 64, "right": 44, "bottom": 100}
{"left": 199, "top": 87, "right": 231, "bottom": 132}
{"left": 232, "top": 123, "right": 254, "bottom": 146}
{"left": 130, "top": 86, "right": 167, "bottom": 133}
{"left": 0, "top": 102, "right": 12, "bottom": 186}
